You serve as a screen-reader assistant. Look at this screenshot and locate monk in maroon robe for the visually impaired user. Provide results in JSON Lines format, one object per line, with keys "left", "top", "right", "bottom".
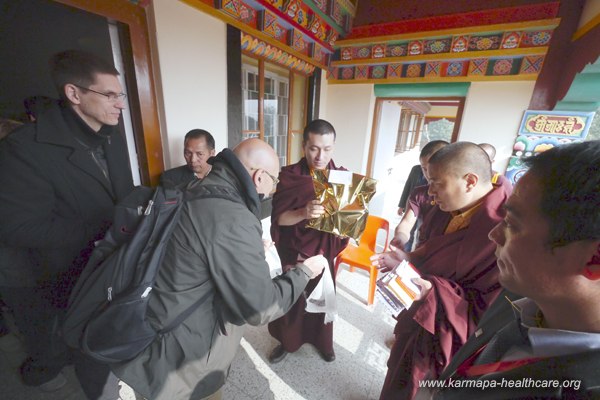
{"left": 373, "top": 142, "right": 511, "bottom": 399}
{"left": 268, "top": 119, "right": 348, "bottom": 363}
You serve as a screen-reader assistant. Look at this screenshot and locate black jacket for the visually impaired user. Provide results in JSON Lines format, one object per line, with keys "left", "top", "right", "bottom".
{"left": 160, "top": 164, "right": 197, "bottom": 186}
{"left": 0, "top": 103, "right": 133, "bottom": 290}
{"left": 428, "top": 291, "right": 600, "bottom": 399}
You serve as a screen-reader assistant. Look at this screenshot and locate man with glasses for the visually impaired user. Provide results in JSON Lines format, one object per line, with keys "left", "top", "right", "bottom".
{"left": 267, "top": 119, "right": 349, "bottom": 364}
{"left": 0, "top": 50, "right": 133, "bottom": 396}
{"left": 112, "top": 138, "right": 326, "bottom": 400}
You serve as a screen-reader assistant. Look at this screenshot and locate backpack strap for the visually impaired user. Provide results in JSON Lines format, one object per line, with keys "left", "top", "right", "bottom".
{"left": 159, "top": 289, "right": 212, "bottom": 334}
{"left": 158, "top": 184, "right": 244, "bottom": 334}
{"left": 184, "top": 184, "right": 245, "bottom": 206}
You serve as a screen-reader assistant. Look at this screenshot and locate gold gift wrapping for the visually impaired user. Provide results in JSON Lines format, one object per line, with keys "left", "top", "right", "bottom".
{"left": 306, "top": 169, "right": 377, "bottom": 241}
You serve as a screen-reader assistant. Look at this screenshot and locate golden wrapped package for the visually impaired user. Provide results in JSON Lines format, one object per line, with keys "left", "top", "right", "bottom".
{"left": 306, "top": 169, "right": 377, "bottom": 240}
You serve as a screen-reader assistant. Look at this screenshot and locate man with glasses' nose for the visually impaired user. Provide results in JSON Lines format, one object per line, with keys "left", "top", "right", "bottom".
{"left": 0, "top": 50, "right": 133, "bottom": 397}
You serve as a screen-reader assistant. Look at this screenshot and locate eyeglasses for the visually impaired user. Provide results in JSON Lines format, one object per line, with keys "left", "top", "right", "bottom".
{"left": 251, "top": 168, "right": 280, "bottom": 187}
{"left": 73, "top": 84, "right": 127, "bottom": 102}
{"left": 263, "top": 171, "right": 280, "bottom": 187}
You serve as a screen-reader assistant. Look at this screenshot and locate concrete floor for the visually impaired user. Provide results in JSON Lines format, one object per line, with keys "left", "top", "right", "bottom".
{"left": 0, "top": 151, "right": 414, "bottom": 400}
{"left": 0, "top": 265, "right": 396, "bottom": 400}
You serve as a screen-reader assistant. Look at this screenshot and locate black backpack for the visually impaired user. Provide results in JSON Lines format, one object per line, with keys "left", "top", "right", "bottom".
{"left": 63, "top": 183, "right": 243, "bottom": 363}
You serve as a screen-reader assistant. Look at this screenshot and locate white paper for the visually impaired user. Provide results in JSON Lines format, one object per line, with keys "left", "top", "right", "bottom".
{"left": 327, "top": 169, "right": 353, "bottom": 185}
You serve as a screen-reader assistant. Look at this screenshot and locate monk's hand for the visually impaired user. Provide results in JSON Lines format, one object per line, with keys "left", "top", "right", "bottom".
{"left": 305, "top": 199, "right": 325, "bottom": 220}
{"left": 389, "top": 236, "right": 403, "bottom": 249}
{"left": 410, "top": 277, "right": 432, "bottom": 301}
{"left": 301, "top": 254, "right": 327, "bottom": 279}
{"left": 262, "top": 238, "right": 273, "bottom": 252}
{"left": 370, "top": 251, "right": 402, "bottom": 273}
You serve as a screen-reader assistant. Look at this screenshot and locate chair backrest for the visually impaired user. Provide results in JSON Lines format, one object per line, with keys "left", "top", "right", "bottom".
{"left": 358, "top": 215, "right": 390, "bottom": 253}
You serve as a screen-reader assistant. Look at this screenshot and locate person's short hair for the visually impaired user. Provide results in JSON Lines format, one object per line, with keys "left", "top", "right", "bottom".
{"left": 303, "top": 119, "right": 336, "bottom": 142}
{"left": 428, "top": 141, "right": 492, "bottom": 183}
{"left": 184, "top": 129, "right": 215, "bottom": 150}
{"left": 0, "top": 118, "right": 23, "bottom": 140}
{"left": 524, "top": 141, "right": 600, "bottom": 247}
{"left": 49, "top": 50, "right": 119, "bottom": 98}
{"left": 478, "top": 143, "right": 496, "bottom": 162}
{"left": 23, "top": 96, "right": 55, "bottom": 121}
{"left": 420, "top": 140, "right": 449, "bottom": 159}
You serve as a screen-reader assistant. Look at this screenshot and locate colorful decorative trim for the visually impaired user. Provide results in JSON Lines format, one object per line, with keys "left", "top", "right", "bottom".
{"left": 445, "top": 61, "right": 467, "bottom": 77}
{"left": 487, "top": 58, "right": 523, "bottom": 76}
{"left": 404, "top": 63, "right": 424, "bottom": 78}
{"left": 328, "top": 54, "right": 541, "bottom": 83}
{"left": 257, "top": 0, "right": 349, "bottom": 50}
{"left": 260, "top": 9, "right": 287, "bottom": 41}
{"left": 424, "top": 39, "right": 451, "bottom": 54}
{"left": 501, "top": 31, "right": 522, "bottom": 49}
{"left": 344, "top": 3, "right": 560, "bottom": 40}
{"left": 340, "top": 66, "right": 354, "bottom": 79}
{"left": 370, "top": 65, "right": 387, "bottom": 79}
{"left": 387, "top": 64, "right": 403, "bottom": 78}
{"left": 520, "top": 30, "right": 553, "bottom": 47}
{"left": 425, "top": 62, "right": 441, "bottom": 77}
{"left": 327, "top": 65, "right": 338, "bottom": 79}
{"left": 331, "top": 19, "right": 555, "bottom": 83}
{"left": 334, "top": 0, "right": 357, "bottom": 17}
{"left": 449, "top": 35, "right": 468, "bottom": 53}
{"left": 355, "top": 65, "right": 369, "bottom": 80}
{"left": 337, "top": 29, "right": 551, "bottom": 61}
{"left": 241, "top": 32, "right": 316, "bottom": 74}
{"left": 519, "top": 55, "right": 544, "bottom": 74}
{"left": 468, "top": 35, "right": 501, "bottom": 51}
{"left": 468, "top": 58, "right": 488, "bottom": 76}
{"left": 189, "top": 0, "right": 354, "bottom": 71}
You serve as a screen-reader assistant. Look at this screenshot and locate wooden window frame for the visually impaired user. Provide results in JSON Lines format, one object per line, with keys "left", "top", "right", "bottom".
{"left": 55, "top": 0, "right": 163, "bottom": 185}
{"left": 242, "top": 53, "right": 309, "bottom": 166}
{"left": 367, "top": 96, "right": 465, "bottom": 177}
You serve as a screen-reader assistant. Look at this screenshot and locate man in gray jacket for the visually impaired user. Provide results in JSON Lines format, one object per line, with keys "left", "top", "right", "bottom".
{"left": 113, "top": 138, "right": 326, "bottom": 400}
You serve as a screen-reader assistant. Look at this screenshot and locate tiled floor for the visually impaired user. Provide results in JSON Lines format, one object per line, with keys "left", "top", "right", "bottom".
{"left": 0, "top": 265, "right": 396, "bottom": 400}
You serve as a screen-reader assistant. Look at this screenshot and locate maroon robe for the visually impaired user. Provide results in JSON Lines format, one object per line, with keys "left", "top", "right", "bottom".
{"left": 407, "top": 184, "right": 433, "bottom": 220}
{"left": 268, "top": 158, "right": 348, "bottom": 354}
{"left": 380, "top": 183, "right": 511, "bottom": 399}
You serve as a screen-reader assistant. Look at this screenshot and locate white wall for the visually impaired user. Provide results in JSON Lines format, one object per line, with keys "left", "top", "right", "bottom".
{"left": 459, "top": 81, "right": 536, "bottom": 172}
{"left": 321, "top": 83, "right": 376, "bottom": 174}
{"left": 150, "top": 0, "right": 228, "bottom": 169}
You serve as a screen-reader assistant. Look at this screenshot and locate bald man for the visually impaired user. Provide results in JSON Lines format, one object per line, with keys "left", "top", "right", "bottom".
{"left": 372, "top": 142, "right": 509, "bottom": 399}
{"left": 113, "top": 139, "right": 326, "bottom": 400}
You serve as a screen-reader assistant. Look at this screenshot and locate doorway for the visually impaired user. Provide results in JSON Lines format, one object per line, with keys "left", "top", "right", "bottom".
{"left": 0, "top": 0, "right": 162, "bottom": 185}
{"left": 367, "top": 97, "right": 465, "bottom": 226}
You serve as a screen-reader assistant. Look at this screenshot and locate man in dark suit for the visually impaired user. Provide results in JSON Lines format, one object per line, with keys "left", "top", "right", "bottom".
{"left": 422, "top": 141, "right": 600, "bottom": 399}
{"left": 0, "top": 50, "right": 133, "bottom": 395}
{"left": 160, "top": 129, "right": 216, "bottom": 186}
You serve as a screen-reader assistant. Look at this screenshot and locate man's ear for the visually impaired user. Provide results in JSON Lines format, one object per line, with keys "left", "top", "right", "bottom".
{"left": 251, "top": 168, "right": 263, "bottom": 188}
{"left": 582, "top": 241, "right": 600, "bottom": 281}
{"left": 464, "top": 173, "right": 479, "bottom": 192}
{"left": 64, "top": 83, "right": 81, "bottom": 105}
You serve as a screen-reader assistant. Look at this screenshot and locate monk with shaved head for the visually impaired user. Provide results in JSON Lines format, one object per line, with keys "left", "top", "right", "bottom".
{"left": 114, "top": 138, "right": 326, "bottom": 400}
{"left": 373, "top": 142, "right": 510, "bottom": 399}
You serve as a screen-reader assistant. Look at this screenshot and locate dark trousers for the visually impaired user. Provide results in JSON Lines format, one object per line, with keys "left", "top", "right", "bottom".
{"left": 0, "top": 285, "right": 70, "bottom": 376}
{"left": 0, "top": 285, "right": 119, "bottom": 399}
{"left": 73, "top": 351, "right": 120, "bottom": 400}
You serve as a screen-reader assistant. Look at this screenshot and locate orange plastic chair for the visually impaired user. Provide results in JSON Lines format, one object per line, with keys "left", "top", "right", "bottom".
{"left": 335, "top": 215, "right": 390, "bottom": 305}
